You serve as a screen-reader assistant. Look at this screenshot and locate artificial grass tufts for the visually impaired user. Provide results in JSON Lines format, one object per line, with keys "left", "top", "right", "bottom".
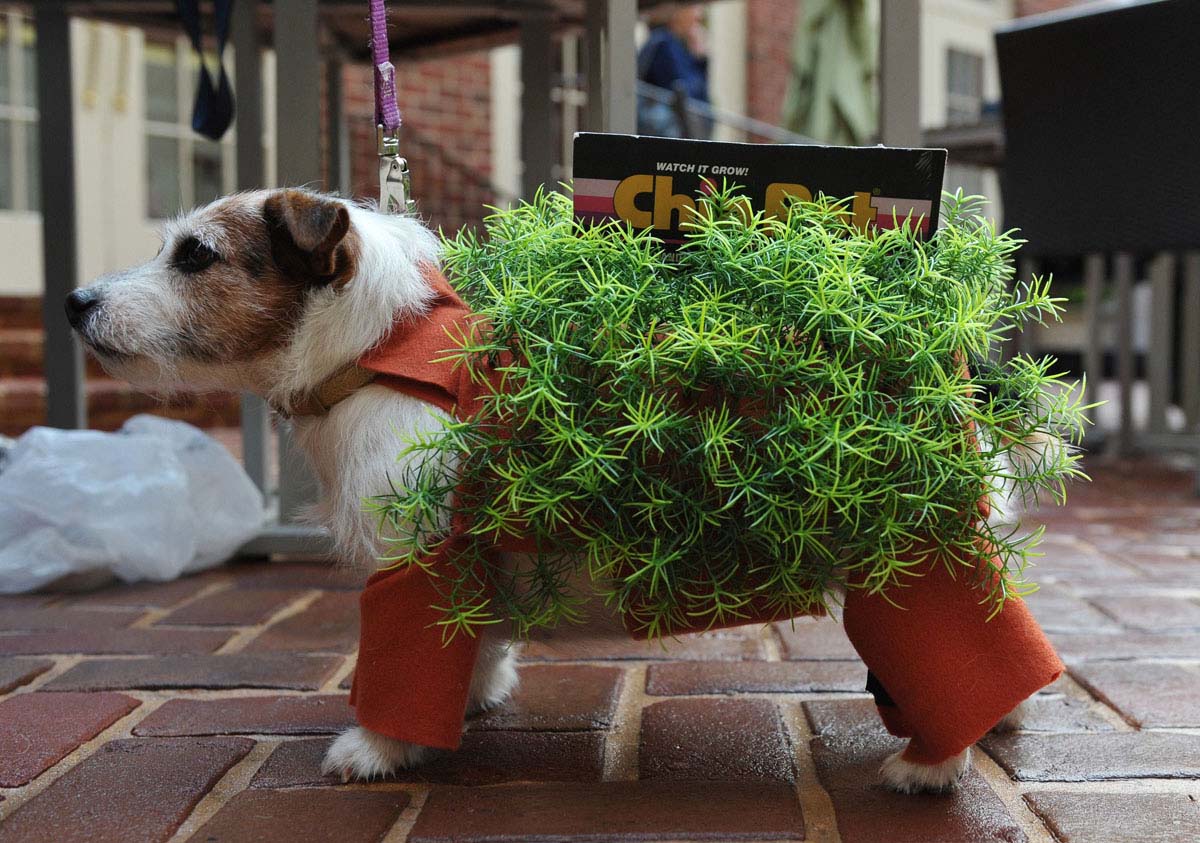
{"left": 370, "top": 187, "right": 1089, "bottom": 640}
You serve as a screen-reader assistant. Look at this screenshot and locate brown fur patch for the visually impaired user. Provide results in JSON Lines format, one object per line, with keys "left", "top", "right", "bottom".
{"left": 264, "top": 190, "right": 359, "bottom": 289}
{"left": 172, "top": 191, "right": 358, "bottom": 363}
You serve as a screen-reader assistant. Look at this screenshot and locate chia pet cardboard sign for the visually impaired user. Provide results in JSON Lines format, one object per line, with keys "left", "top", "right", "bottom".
{"left": 573, "top": 133, "right": 947, "bottom": 242}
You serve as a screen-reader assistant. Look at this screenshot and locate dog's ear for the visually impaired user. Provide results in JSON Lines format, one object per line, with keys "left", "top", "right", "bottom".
{"left": 263, "top": 189, "right": 356, "bottom": 289}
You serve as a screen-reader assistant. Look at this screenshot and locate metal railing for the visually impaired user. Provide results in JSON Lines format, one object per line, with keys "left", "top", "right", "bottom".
{"left": 635, "top": 80, "right": 816, "bottom": 145}
{"left": 1019, "top": 251, "right": 1200, "bottom": 482}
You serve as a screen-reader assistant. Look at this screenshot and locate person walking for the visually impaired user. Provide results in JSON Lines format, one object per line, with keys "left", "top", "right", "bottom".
{"left": 637, "top": 5, "right": 712, "bottom": 138}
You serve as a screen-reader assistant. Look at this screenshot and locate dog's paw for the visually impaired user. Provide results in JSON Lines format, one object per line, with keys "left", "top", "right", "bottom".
{"left": 466, "top": 643, "right": 520, "bottom": 716}
{"left": 880, "top": 746, "right": 971, "bottom": 794}
{"left": 321, "top": 726, "right": 430, "bottom": 782}
{"left": 990, "top": 699, "right": 1029, "bottom": 734}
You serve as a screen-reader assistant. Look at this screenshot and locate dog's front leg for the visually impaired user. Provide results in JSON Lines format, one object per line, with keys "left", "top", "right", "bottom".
{"left": 841, "top": 544, "right": 1062, "bottom": 794}
{"left": 323, "top": 635, "right": 518, "bottom": 782}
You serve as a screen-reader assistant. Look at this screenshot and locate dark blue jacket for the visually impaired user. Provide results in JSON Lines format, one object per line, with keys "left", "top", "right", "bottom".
{"left": 638, "top": 27, "right": 709, "bottom": 103}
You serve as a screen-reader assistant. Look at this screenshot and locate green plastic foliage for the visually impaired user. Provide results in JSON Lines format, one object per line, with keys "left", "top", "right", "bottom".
{"left": 371, "top": 187, "right": 1089, "bottom": 640}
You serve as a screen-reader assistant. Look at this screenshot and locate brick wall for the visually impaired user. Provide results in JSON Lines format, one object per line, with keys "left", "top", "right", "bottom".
{"left": 745, "top": 0, "right": 800, "bottom": 127}
{"left": 343, "top": 51, "right": 496, "bottom": 233}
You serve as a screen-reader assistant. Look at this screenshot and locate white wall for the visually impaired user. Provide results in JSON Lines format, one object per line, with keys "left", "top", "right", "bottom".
{"left": 0, "top": 20, "right": 156, "bottom": 295}
{"left": 920, "top": 0, "right": 1013, "bottom": 213}
{"left": 74, "top": 23, "right": 161, "bottom": 288}
{"left": 920, "top": 0, "right": 1012, "bottom": 129}
{"left": 0, "top": 18, "right": 274, "bottom": 296}
{"left": 0, "top": 212, "right": 41, "bottom": 294}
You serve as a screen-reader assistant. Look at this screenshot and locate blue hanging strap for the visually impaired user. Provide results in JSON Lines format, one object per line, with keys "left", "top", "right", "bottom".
{"left": 177, "top": 0, "right": 235, "bottom": 141}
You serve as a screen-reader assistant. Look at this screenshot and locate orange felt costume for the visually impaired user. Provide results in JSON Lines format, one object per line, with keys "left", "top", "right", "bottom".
{"left": 349, "top": 266, "right": 1064, "bottom": 762}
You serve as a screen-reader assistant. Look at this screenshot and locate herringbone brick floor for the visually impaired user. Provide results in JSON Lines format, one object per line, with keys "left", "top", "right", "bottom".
{"left": 1, "top": 459, "right": 1198, "bottom": 842}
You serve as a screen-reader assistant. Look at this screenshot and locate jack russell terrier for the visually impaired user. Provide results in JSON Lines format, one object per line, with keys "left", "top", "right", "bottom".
{"left": 66, "top": 188, "right": 1063, "bottom": 792}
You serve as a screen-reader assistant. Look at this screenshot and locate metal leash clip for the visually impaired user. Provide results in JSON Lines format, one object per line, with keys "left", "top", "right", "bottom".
{"left": 378, "top": 125, "right": 414, "bottom": 216}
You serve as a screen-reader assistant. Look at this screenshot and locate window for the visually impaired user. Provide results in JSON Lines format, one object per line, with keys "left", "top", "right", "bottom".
{"left": 0, "top": 10, "right": 39, "bottom": 212}
{"left": 144, "top": 40, "right": 234, "bottom": 219}
{"left": 946, "top": 48, "right": 984, "bottom": 126}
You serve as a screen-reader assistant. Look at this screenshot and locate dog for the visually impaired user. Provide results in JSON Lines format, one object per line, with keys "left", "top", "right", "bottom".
{"left": 66, "top": 187, "right": 1060, "bottom": 793}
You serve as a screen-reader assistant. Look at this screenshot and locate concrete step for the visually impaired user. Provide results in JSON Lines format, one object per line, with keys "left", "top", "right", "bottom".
{"left": 0, "top": 329, "right": 108, "bottom": 379}
{"left": 0, "top": 377, "right": 241, "bottom": 436}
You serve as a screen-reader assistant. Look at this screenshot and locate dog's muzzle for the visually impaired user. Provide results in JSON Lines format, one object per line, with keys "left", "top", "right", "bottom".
{"left": 65, "top": 288, "right": 101, "bottom": 330}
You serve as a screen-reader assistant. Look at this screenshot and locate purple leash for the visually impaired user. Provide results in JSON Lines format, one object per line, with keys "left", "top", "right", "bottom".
{"left": 370, "top": 0, "right": 412, "bottom": 213}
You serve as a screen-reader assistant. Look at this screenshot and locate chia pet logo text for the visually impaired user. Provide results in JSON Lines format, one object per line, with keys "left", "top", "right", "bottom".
{"left": 611, "top": 173, "right": 925, "bottom": 234}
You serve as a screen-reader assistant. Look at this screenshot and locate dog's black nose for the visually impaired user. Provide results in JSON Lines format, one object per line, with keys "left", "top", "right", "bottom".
{"left": 64, "top": 289, "right": 101, "bottom": 328}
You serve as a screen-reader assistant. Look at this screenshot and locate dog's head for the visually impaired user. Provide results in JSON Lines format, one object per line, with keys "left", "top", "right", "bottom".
{"left": 65, "top": 188, "right": 438, "bottom": 398}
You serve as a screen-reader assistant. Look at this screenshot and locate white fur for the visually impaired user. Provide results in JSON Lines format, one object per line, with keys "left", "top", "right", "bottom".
{"left": 467, "top": 641, "right": 522, "bottom": 715}
{"left": 319, "top": 639, "right": 521, "bottom": 782}
{"left": 990, "top": 699, "right": 1029, "bottom": 733}
{"left": 270, "top": 205, "right": 440, "bottom": 407}
{"left": 880, "top": 746, "right": 972, "bottom": 794}
{"left": 291, "top": 385, "right": 457, "bottom": 569}
{"left": 321, "top": 726, "right": 431, "bottom": 782}
{"left": 986, "top": 428, "right": 1072, "bottom": 528}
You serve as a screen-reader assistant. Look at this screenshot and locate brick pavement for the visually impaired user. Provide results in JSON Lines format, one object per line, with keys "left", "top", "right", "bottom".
{"left": 0, "top": 459, "right": 1198, "bottom": 842}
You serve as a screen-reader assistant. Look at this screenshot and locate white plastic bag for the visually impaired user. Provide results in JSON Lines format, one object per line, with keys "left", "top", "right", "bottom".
{"left": 0, "top": 415, "right": 265, "bottom": 593}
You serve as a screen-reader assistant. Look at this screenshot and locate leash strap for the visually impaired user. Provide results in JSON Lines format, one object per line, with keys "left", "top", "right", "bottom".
{"left": 369, "top": 0, "right": 413, "bottom": 213}
{"left": 177, "top": 0, "right": 235, "bottom": 140}
{"left": 370, "top": 0, "right": 401, "bottom": 137}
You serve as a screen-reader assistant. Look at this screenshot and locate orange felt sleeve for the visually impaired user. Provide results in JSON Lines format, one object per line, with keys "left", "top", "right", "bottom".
{"left": 842, "top": 545, "right": 1063, "bottom": 764}
{"left": 349, "top": 538, "right": 482, "bottom": 750}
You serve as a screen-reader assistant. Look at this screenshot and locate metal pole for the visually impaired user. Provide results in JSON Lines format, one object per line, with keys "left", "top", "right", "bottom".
{"left": 602, "top": 0, "right": 637, "bottom": 134}
{"left": 325, "top": 50, "right": 350, "bottom": 194}
{"left": 519, "top": 10, "right": 555, "bottom": 198}
{"left": 233, "top": 1, "right": 264, "bottom": 191}
{"left": 1146, "top": 253, "right": 1176, "bottom": 435}
{"left": 274, "top": 0, "right": 323, "bottom": 522}
{"left": 1182, "top": 253, "right": 1200, "bottom": 430}
{"left": 878, "top": 0, "right": 921, "bottom": 147}
{"left": 36, "top": 3, "right": 86, "bottom": 429}
{"left": 275, "top": 0, "right": 323, "bottom": 188}
{"left": 232, "top": 0, "right": 271, "bottom": 495}
{"left": 1082, "top": 253, "right": 1106, "bottom": 417}
{"left": 1112, "top": 252, "right": 1135, "bottom": 456}
{"left": 583, "top": 0, "right": 605, "bottom": 132}
{"left": 560, "top": 35, "right": 579, "bottom": 175}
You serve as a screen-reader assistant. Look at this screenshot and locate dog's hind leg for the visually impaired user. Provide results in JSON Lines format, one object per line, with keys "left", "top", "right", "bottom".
{"left": 841, "top": 543, "right": 1063, "bottom": 794}
{"left": 322, "top": 726, "right": 430, "bottom": 782}
{"left": 880, "top": 745, "right": 972, "bottom": 794}
{"left": 990, "top": 699, "right": 1030, "bottom": 733}
{"left": 467, "top": 637, "right": 521, "bottom": 716}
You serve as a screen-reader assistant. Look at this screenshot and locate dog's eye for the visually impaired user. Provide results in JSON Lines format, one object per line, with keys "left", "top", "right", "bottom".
{"left": 172, "top": 237, "right": 220, "bottom": 274}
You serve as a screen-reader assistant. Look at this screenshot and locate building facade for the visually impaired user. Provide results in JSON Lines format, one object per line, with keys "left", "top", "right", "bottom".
{"left": 0, "top": 0, "right": 1085, "bottom": 297}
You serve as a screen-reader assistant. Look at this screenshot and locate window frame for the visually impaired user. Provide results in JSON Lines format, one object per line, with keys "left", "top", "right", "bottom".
{"left": 0, "top": 9, "right": 39, "bottom": 214}
{"left": 945, "top": 46, "right": 984, "bottom": 128}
